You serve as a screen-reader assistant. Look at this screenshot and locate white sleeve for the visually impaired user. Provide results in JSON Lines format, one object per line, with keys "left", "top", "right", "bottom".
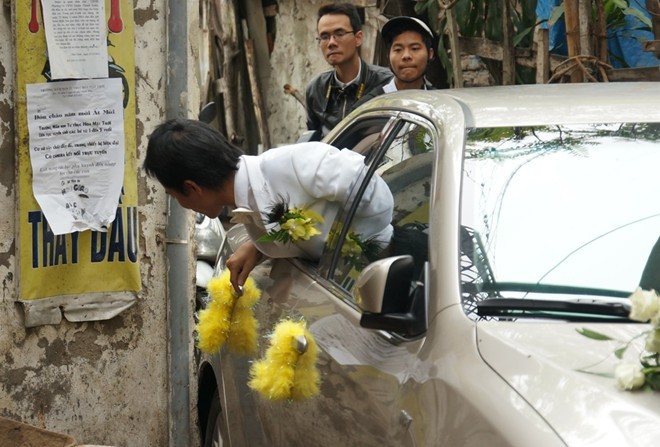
{"left": 292, "top": 143, "right": 393, "bottom": 242}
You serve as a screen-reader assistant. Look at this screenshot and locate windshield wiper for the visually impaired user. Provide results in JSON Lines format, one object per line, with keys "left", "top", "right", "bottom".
{"left": 476, "top": 298, "right": 633, "bottom": 322}
{"left": 467, "top": 281, "right": 631, "bottom": 298}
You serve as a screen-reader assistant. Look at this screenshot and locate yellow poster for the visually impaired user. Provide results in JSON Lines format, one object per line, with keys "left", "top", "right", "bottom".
{"left": 15, "top": 0, "right": 140, "bottom": 324}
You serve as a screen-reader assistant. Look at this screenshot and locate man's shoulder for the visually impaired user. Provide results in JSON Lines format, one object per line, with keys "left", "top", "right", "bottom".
{"left": 366, "top": 63, "right": 393, "bottom": 83}
{"left": 261, "top": 142, "right": 335, "bottom": 158}
{"left": 363, "top": 64, "right": 392, "bottom": 94}
{"left": 353, "top": 85, "right": 385, "bottom": 109}
{"left": 259, "top": 142, "right": 350, "bottom": 174}
{"left": 306, "top": 69, "right": 334, "bottom": 92}
{"left": 367, "top": 63, "right": 392, "bottom": 75}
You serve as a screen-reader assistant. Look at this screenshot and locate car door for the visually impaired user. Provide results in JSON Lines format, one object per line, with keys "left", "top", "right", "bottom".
{"left": 240, "top": 112, "right": 438, "bottom": 447}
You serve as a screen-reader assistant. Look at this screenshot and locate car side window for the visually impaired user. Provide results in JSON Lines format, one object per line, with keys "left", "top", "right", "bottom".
{"left": 328, "top": 118, "right": 435, "bottom": 296}
{"left": 330, "top": 117, "right": 391, "bottom": 154}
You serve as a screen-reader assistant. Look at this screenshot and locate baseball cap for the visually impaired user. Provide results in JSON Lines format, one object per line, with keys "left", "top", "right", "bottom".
{"left": 381, "top": 16, "right": 434, "bottom": 47}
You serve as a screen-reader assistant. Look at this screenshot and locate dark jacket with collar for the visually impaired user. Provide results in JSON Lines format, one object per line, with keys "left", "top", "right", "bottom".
{"left": 305, "top": 59, "right": 391, "bottom": 138}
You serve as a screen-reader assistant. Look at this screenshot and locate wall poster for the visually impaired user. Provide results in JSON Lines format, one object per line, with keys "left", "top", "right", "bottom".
{"left": 15, "top": 0, "right": 140, "bottom": 327}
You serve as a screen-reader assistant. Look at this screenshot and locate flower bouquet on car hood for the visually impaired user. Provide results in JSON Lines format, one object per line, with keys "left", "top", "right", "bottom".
{"left": 578, "top": 288, "right": 660, "bottom": 391}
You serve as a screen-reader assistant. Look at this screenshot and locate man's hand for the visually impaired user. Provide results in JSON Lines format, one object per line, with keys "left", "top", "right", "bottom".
{"left": 226, "top": 240, "right": 263, "bottom": 295}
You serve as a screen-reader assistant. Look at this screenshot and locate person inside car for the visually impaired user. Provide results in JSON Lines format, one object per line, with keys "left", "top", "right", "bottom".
{"left": 305, "top": 2, "right": 391, "bottom": 140}
{"left": 143, "top": 118, "right": 394, "bottom": 294}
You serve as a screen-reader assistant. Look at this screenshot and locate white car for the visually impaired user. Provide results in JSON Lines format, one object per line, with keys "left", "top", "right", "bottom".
{"left": 196, "top": 82, "right": 660, "bottom": 447}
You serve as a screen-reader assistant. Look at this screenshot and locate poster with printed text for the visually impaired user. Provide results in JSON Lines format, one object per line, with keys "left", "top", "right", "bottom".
{"left": 26, "top": 78, "right": 125, "bottom": 235}
{"left": 16, "top": 0, "right": 139, "bottom": 326}
{"left": 41, "top": 0, "right": 109, "bottom": 79}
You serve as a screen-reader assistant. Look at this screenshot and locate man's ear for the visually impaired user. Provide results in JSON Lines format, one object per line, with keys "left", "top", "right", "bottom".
{"left": 355, "top": 30, "right": 363, "bottom": 48}
{"left": 182, "top": 179, "right": 203, "bottom": 196}
{"left": 428, "top": 48, "right": 435, "bottom": 62}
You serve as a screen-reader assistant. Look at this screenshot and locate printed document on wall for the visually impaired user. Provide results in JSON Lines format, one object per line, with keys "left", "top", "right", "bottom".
{"left": 41, "top": 0, "right": 109, "bottom": 79}
{"left": 26, "top": 78, "right": 125, "bottom": 235}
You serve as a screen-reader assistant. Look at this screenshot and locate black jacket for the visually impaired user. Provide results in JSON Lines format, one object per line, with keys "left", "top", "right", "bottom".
{"left": 305, "top": 59, "right": 391, "bottom": 138}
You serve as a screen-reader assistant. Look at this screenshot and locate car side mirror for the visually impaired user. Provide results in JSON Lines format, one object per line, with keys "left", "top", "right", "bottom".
{"left": 354, "top": 255, "right": 428, "bottom": 338}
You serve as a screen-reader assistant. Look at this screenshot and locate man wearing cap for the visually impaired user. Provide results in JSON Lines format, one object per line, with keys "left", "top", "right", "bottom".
{"left": 357, "top": 16, "right": 435, "bottom": 106}
{"left": 305, "top": 2, "right": 392, "bottom": 140}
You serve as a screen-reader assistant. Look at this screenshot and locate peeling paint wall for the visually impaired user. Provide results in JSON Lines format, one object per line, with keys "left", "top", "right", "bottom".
{"left": 0, "top": 1, "right": 200, "bottom": 446}
{"left": 264, "top": 0, "right": 325, "bottom": 146}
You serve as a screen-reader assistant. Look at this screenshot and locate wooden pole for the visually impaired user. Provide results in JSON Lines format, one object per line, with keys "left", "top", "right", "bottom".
{"left": 563, "top": 0, "right": 583, "bottom": 82}
{"left": 578, "top": 0, "right": 592, "bottom": 57}
{"left": 534, "top": 27, "right": 550, "bottom": 83}
{"left": 594, "top": 0, "right": 608, "bottom": 64}
{"left": 243, "top": 19, "right": 271, "bottom": 152}
{"left": 446, "top": 8, "right": 464, "bottom": 88}
{"left": 245, "top": 0, "right": 271, "bottom": 107}
{"left": 501, "top": 0, "right": 516, "bottom": 85}
{"left": 646, "top": 0, "right": 660, "bottom": 58}
{"left": 648, "top": 0, "right": 660, "bottom": 40}
{"left": 216, "top": 0, "right": 240, "bottom": 142}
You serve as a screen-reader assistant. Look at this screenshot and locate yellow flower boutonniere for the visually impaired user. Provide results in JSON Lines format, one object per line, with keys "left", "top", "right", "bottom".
{"left": 258, "top": 201, "right": 324, "bottom": 244}
{"left": 341, "top": 232, "right": 363, "bottom": 259}
{"left": 327, "top": 224, "right": 382, "bottom": 270}
{"left": 342, "top": 231, "right": 382, "bottom": 269}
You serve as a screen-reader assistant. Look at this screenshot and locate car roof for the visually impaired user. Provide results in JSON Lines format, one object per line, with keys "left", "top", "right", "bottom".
{"left": 358, "top": 82, "right": 660, "bottom": 128}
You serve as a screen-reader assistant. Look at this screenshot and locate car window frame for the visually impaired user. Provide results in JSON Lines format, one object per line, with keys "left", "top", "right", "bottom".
{"left": 316, "top": 113, "right": 401, "bottom": 279}
{"left": 325, "top": 119, "right": 407, "bottom": 279}
{"left": 321, "top": 110, "right": 440, "bottom": 298}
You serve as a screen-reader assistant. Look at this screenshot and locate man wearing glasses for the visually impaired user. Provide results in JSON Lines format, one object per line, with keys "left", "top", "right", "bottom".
{"left": 304, "top": 2, "right": 391, "bottom": 140}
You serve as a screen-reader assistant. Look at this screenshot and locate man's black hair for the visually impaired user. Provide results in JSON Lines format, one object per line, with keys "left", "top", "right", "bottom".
{"left": 317, "top": 2, "right": 362, "bottom": 33}
{"left": 144, "top": 118, "right": 243, "bottom": 193}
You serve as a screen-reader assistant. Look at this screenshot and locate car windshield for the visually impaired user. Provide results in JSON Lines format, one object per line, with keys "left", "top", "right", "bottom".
{"left": 460, "top": 123, "right": 660, "bottom": 319}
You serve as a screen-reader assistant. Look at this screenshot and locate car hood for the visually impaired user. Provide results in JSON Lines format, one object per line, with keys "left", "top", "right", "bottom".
{"left": 476, "top": 321, "right": 660, "bottom": 447}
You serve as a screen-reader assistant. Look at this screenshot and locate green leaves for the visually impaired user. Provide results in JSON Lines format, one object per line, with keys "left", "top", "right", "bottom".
{"left": 575, "top": 327, "right": 629, "bottom": 358}
{"left": 623, "top": 7, "right": 653, "bottom": 28}
{"left": 576, "top": 327, "right": 615, "bottom": 341}
{"left": 257, "top": 231, "right": 291, "bottom": 244}
{"left": 548, "top": 5, "right": 565, "bottom": 27}
{"left": 645, "top": 371, "right": 660, "bottom": 390}
{"left": 414, "top": 0, "right": 437, "bottom": 15}
{"left": 611, "top": 0, "right": 629, "bottom": 10}
{"left": 513, "top": 24, "right": 535, "bottom": 47}
{"left": 605, "top": 0, "right": 653, "bottom": 30}
{"left": 614, "top": 346, "right": 629, "bottom": 359}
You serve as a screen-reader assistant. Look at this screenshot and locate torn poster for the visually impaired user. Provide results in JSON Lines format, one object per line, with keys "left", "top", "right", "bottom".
{"left": 26, "top": 78, "right": 125, "bottom": 235}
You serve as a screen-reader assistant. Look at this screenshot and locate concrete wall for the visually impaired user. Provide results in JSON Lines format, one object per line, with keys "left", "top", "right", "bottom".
{"left": 0, "top": 1, "right": 200, "bottom": 446}
{"left": 264, "top": 0, "right": 328, "bottom": 146}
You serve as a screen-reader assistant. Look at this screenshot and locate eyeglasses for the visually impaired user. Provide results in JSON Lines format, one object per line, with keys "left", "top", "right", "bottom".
{"left": 315, "top": 29, "right": 355, "bottom": 44}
